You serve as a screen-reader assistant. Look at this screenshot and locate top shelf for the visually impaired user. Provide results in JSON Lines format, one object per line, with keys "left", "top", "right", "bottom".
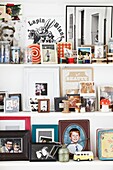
{"left": 0, "top": 64, "right": 113, "bottom": 67}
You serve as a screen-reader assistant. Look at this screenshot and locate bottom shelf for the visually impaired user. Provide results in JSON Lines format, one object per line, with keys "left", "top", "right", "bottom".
{"left": 0, "top": 158, "right": 113, "bottom": 170}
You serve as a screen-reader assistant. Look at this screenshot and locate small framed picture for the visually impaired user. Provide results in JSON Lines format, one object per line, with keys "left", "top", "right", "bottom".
{"left": 0, "top": 91, "right": 7, "bottom": 112}
{"left": 5, "top": 97, "right": 19, "bottom": 113}
{"left": 40, "top": 43, "right": 57, "bottom": 64}
{"left": 98, "top": 85, "right": 113, "bottom": 112}
{"left": 54, "top": 97, "right": 67, "bottom": 112}
{"left": 32, "top": 124, "right": 58, "bottom": 143}
{"left": 77, "top": 47, "right": 91, "bottom": 64}
{"left": 38, "top": 99, "right": 50, "bottom": 113}
{"left": 29, "top": 97, "right": 38, "bottom": 112}
{"left": 79, "top": 81, "right": 96, "bottom": 96}
{"left": 0, "top": 130, "right": 30, "bottom": 161}
{"left": 30, "top": 143, "right": 60, "bottom": 162}
{"left": 59, "top": 119, "right": 90, "bottom": 155}
{"left": 95, "top": 45, "right": 104, "bottom": 58}
{"left": 9, "top": 93, "right": 22, "bottom": 111}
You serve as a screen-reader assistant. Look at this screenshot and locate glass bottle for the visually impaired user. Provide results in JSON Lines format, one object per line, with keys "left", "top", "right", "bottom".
{"left": 58, "top": 145, "right": 69, "bottom": 162}
{"left": 0, "top": 41, "right": 10, "bottom": 63}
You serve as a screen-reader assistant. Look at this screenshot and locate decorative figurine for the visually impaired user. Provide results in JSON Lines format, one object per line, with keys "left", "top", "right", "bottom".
{"left": 62, "top": 100, "right": 70, "bottom": 113}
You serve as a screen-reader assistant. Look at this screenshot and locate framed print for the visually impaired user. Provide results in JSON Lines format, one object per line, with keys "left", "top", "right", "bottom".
{"left": 79, "top": 81, "right": 96, "bottom": 96}
{"left": 30, "top": 143, "right": 60, "bottom": 162}
{"left": 32, "top": 124, "right": 58, "bottom": 143}
{"left": 0, "top": 130, "right": 30, "bottom": 161}
{"left": 59, "top": 120, "right": 90, "bottom": 155}
{"left": 38, "top": 99, "right": 50, "bottom": 113}
{"left": 40, "top": 43, "right": 57, "bottom": 64}
{"left": 0, "top": 91, "right": 7, "bottom": 112}
{"left": 95, "top": 45, "right": 104, "bottom": 58}
{"left": 97, "top": 129, "right": 113, "bottom": 160}
{"left": 26, "top": 17, "right": 65, "bottom": 46}
{"left": 98, "top": 85, "right": 113, "bottom": 112}
{"left": 54, "top": 97, "right": 67, "bottom": 112}
{"left": 23, "top": 67, "right": 60, "bottom": 111}
{"left": 66, "top": 5, "right": 113, "bottom": 50}
{"left": 4, "top": 97, "right": 19, "bottom": 113}
{"left": 0, "top": 116, "right": 31, "bottom": 131}
{"left": 60, "top": 67, "right": 94, "bottom": 96}
{"left": 29, "top": 97, "right": 38, "bottom": 112}
{"left": 9, "top": 93, "right": 22, "bottom": 111}
{"left": 77, "top": 47, "right": 91, "bottom": 64}
{"left": 67, "top": 94, "right": 81, "bottom": 111}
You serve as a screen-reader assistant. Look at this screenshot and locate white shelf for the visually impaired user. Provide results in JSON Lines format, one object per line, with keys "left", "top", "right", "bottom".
{"left": 0, "top": 158, "right": 113, "bottom": 170}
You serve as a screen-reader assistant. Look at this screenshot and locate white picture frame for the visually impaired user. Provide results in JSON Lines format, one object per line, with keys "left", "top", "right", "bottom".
{"left": 40, "top": 43, "right": 57, "bottom": 64}
{"left": 23, "top": 67, "right": 60, "bottom": 111}
{"left": 4, "top": 97, "right": 19, "bottom": 113}
{"left": 36, "top": 128, "right": 54, "bottom": 143}
{"left": 95, "top": 45, "right": 104, "bottom": 58}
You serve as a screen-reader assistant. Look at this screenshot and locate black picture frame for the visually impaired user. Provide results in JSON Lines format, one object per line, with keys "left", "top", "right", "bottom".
{"left": 0, "top": 91, "right": 7, "bottom": 112}
{"left": 0, "top": 130, "right": 30, "bottom": 161}
{"left": 30, "top": 143, "right": 61, "bottom": 162}
{"left": 9, "top": 93, "right": 22, "bottom": 111}
{"left": 66, "top": 5, "right": 113, "bottom": 49}
{"left": 54, "top": 97, "right": 67, "bottom": 112}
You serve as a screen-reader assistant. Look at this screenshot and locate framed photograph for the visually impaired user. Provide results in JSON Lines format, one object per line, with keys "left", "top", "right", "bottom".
{"left": 0, "top": 130, "right": 30, "bottom": 161}
{"left": 60, "top": 67, "right": 94, "bottom": 96}
{"left": 29, "top": 97, "right": 38, "bottom": 112}
{"left": 23, "top": 67, "right": 60, "bottom": 111}
{"left": 66, "top": 5, "right": 113, "bottom": 49}
{"left": 95, "top": 45, "right": 104, "bottom": 58}
{"left": 30, "top": 143, "right": 60, "bottom": 162}
{"left": 97, "top": 129, "right": 113, "bottom": 160}
{"left": 54, "top": 97, "right": 67, "bottom": 112}
{"left": 32, "top": 125, "right": 58, "bottom": 143}
{"left": 67, "top": 94, "right": 81, "bottom": 111}
{"left": 98, "top": 85, "right": 113, "bottom": 112}
{"left": 59, "top": 120, "right": 90, "bottom": 155}
{"left": 4, "top": 97, "right": 19, "bottom": 113}
{"left": 0, "top": 116, "right": 31, "bottom": 131}
{"left": 9, "top": 93, "right": 22, "bottom": 111}
{"left": 38, "top": 99, "right": 50, "bottom": 113}
{"left": 79, "top": 81, "right": 96, "bottom": 96}
{"left": 77, "top": 47, "right": 91, "bottom": 64}
{"left": 40, "top": 43, "right": 57, "bottom": 64}
{"left": 0, "top": 91, "right": 7, "bottom": 112}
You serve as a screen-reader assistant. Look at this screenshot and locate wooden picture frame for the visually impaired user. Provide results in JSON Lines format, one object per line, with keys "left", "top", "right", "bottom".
{"left": 32, "top": 124, "right": 58, "bottom": 143}
{"left": 9, "top": 93, "right": 22, "bottom": 111}
{"left": 40, "top": 43, "right": 57, "bottom": 64}
{"left": 38, "top": 99, "right": 50, "bottom": 113}
{"left": 59, "top": 119, "right": 90, "bottom": 155}
{"left": 0, "top": 130, "right": 30, "bottom": 161}
{"left": 60, "top": 67, "right": 94, "bottom": 96}
{"left": 30, "top": 143, "right": 60, "bottom": 162}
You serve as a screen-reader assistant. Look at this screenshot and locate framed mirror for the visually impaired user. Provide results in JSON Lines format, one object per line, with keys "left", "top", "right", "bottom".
{"left": 66, "top": 5, "right": 113, "bottom": 49}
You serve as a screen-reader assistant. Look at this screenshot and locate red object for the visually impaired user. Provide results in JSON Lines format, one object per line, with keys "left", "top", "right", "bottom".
{"left": 6, "top": 4, "right": 14, "bottom": 6}
{"left": 100, "top": 99, "right": 111, "bottom": 105}
{"left": 0, "top": 116, "right": 31, "bottom": 131}
{"left": 68, "top": 57, "right": 75, "bottom": 64}
{"left": 28, "top": 44, "right": 41, "bottom": 64}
